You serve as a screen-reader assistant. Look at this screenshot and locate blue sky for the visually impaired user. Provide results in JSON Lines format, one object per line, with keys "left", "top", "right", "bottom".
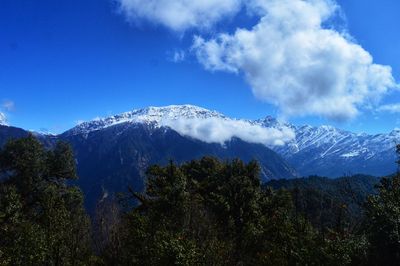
{"left": 0, "top": 0, "right": 399, "bottom": 134}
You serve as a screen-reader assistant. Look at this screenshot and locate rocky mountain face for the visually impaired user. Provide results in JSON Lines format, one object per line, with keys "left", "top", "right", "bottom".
{"left": 257, "top": 116, "right": 399, "bottom": 177}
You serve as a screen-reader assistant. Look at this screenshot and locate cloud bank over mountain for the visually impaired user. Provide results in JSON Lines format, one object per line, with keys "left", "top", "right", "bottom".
{"left": 161, "top": 117, "right": 295, "bottom": 146}
{"left": 117, "top": 0, "right": 397, "bottom": 121}
{"left": 69, "top": 105, "right": 295, "bottom": 147}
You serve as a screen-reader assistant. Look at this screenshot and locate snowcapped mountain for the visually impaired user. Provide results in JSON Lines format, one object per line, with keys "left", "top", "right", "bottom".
{"left": 1, "top": 104, "right": 399, "bottom": 211}
{"left": 3, "top": 104, "right": 399, "bottom": 180}
{"left": 65, "top": 105, "right": 227, "bottom": 136}
{"left": 64, "top": 105, "right": 295, "bottom": 147}
{"left": 255, "top": 116, "right": 400, "bottom": 177}
{"left": 65, "top": 104, "right": 400, "bottom": 178}
{"left": 0, "top": 113, "right": 7, "bottom": 126}
{"left": 59, "top": 107, "right": 297, "bottom": 211}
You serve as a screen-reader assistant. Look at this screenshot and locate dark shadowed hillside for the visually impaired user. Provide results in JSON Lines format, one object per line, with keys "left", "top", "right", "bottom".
{"left": 61, "top": 123, "right": 297, "bottom": 211}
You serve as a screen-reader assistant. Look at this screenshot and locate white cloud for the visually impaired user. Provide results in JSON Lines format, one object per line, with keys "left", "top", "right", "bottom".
{"left": 117, "top": 0, "right": 242, "bottom": 31}
{"left": 2, "top": 100, "right": 15, "bottom": 112}
{"left": 160, "top": 117, "right": 295, "bottom": 146}
{"left": 116, "top": 0, "right": 397, "bottom": 121}
{"left": 168, "top": 50, "right": 186, "bottom": 62}
{"left": 192, "top": 0, "right": 396, "bottom": 121}
{"left": 173, "top": 50, "right": 185, "bottom": 62}
{"left": 377, "top": 104, "right": 400, "bottom": 113}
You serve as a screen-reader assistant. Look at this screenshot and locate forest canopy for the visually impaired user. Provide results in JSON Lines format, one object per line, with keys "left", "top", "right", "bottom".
{"left": 1, "top": 136, "right": 400, "bottom": 265}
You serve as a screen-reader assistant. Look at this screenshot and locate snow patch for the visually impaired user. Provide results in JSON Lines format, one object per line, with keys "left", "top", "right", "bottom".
{"left": 341, "top": 151, "right": 359, "bottom": 158}
{"left": 0, "top": 113, "right": 7, "bottom": 126}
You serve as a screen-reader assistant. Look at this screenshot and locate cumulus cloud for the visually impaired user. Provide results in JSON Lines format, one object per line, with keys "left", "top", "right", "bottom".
{"left": 116, "top": 0, "right": 397, "bottom": 121}
{"left": 377, "top": 104, "right": 400, "bottom": 113}
{"left": 160, "top": 117, "right": 295, "bottom": 146}
{"left": 192, "top": 0, "right": 396, "bottom": 120}
{"left": 116, "top": 0, "right": 242, "bottom": 31}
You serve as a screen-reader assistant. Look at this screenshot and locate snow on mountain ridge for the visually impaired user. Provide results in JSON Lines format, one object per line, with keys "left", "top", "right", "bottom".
{"left": 0, "top": 113, "right": 7, "bottom": 126}
{"left": 66, "top": 105, "right": 295, "bottom": 147}
{"left": 65, "top": 104, "right": 400, "bottom": 172}
{"left": 54, "top": 104, "right": 400, "bottom": 176}
{"left": 265, "top": 117, "right": 400, "bottom": 176}
{"left": 70, "top": 105, "right": 226, "bottom": 135}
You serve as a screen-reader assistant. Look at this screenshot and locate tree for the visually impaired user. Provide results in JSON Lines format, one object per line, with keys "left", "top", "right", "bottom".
{"left": 115, "top": 157, "right": 329, "bottom": 265}
{"left": 0, "top": 135, "right": 92, "bottom": 265}
{"left": 364, "top": 176, "right": 400, "bottom": 265}
{"left": 363, "top": 144, "right": 400, "bottom": 265}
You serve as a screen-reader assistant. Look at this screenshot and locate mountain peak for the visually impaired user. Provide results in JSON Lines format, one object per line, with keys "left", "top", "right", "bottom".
{"left": 65, "top": 105, "right": 226, "bottom": 135}
{"left": 138, "top": 104, "right": 225, "bottom": 120}
{"left": 259, "top": 115, "right": 280, "bottom": 126}
{"left": 261, "top": 115, "right": 278, "bottom": 123}
{"left": 254, "top": 115, "right": 294, "bottom": 130}
{"left": 0, "top": 113, "right": 7, "bottom": 126}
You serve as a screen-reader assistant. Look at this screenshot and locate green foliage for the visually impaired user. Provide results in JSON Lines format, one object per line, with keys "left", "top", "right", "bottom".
{"left": 364, "top": 175, "right": 400, "bottom": 265}
{"left": 110, "top": 157, "right": 364, "bottom": 265}
{"left": 3, "top": 135, "right": 400, "bottom": 266}
{"left": 267, "top": 175, "right": 379, "bottom": 231}
{"left": 0, "top": 135, "right": 91, "bottom": 265}
{"left": 360, "top": 145, "right": 400, "bottom": 265}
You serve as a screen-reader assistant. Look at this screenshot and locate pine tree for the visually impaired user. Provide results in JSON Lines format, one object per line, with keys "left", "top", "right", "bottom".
{"left": 0, "top": 135, "right": 92, "bottom": 265}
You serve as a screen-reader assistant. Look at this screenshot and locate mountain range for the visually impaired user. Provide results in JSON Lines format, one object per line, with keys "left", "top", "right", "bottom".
{"left": 0, "top": 105, "right": 398, "bottom": 210}
{"left": 258, "top": 117, "right": 400, "bottom": 177}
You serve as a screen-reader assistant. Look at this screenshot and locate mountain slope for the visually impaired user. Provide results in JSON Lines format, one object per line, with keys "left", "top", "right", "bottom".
{"left": 0, "top": 125, "right": 31, "bottom": 146}
{"left": 257, "top": 117, "right": 399, "bottom": 177}
{"left": 64, "top": 105, "right": 227, "bottom": 136}
{"left": 0, "top": 106, "right": 298, "bottom": 212}
{"left": 61, "top": 122, "right": 296, "bottom": 211}
{"left": 2, "top": 104, "right": 398, "bottom": 210}
{"left": 2, "top": 105, "right": 399, "bottom": 179}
